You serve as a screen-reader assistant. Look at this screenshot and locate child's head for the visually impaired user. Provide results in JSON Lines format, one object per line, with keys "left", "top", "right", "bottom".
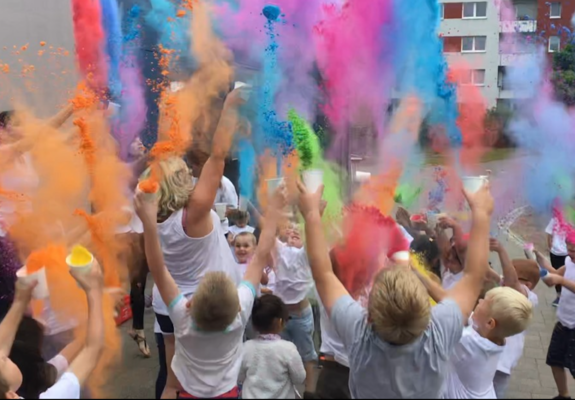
{"left": 472, "top": 287, "right": 533, "bottom": 341}
{"left": 190, "top": 272, "right": 240, "bottom": 332}
{"left": 410, "top": 235, "right": 441, "bottom": 279}
{"left": 251, "top": 294, "right": 289, "bottom": 334}
{"left": 512, "top": 259, "right": 540, "bottom": 290}
{"left": 443, "top": 240, "right": 467, "bottom": 274}
{"left": 368, "top": 267, "right": 431, "bottom": 345}
{"left": 235, "top": 211, "right": 250, "bottom": 228}
{"left": 234, "top": 232, "right": 257, "bottom": 264}
{"left": 287, "top": 225, "right": 303, "bottom": 249}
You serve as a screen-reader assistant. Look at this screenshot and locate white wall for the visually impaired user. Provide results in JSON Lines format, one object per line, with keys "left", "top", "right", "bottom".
{"left": 439, "top": 0, "right": 502, "bottom": 108}
{"left": 0, "top": 0, "right": 78, "bottom": 115}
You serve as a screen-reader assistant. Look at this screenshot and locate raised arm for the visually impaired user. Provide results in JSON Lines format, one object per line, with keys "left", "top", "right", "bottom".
{"left": 0, "top": 280, "right": 36, "bottom": 358}
{"left": 243, "top": 186, "right": 286, "bottom": 289}
{"left": 413, "top": 266, "right": 448, "bottom": 304}
{"left": 447, "top": 183, "right": 493, "bottom": 319}
{"left": 297, "top": 181, "right": 349, "bottom": 315}
{"left": 185, "top": 90, "right": 243, "bottom": 235}
{"left": 490, "top": 238, "right": 525, "bottom": 295}
{"left": 535, "top": 250, "right": 565, "bottom": 275}
{"left": 545, "top": 274, "right": 575, "bottom": 293}
{"left": 47, "top": 103, "right": 75, "bottom": 129}
{"left": 134, "top": 190, "right": 180, "bottom": 306}
{"left": 66, "top": 261, "right": 105, "bottom": 386}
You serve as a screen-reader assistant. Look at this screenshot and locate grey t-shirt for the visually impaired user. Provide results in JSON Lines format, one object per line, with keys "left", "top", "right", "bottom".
{"left": 332, "top": 296, "right": 464, "bottom": 399}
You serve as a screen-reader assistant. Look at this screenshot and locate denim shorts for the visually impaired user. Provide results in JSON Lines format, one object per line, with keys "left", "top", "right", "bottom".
{"left": 281, "top": 305, "right": 317, "bottom": 363}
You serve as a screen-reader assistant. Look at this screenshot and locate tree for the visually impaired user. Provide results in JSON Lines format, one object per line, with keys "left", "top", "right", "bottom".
{"left": 552, "top": 44, "right": 575, "bottom": 106}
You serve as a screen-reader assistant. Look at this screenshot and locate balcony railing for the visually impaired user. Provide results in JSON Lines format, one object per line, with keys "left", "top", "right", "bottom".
{"left": 500, "top": 20, "right": 537, "bottom": 33}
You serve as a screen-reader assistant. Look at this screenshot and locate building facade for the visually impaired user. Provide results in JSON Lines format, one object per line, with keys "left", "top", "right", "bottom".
{"left": 439, "top": 0, "right": 568, "bottom": 109}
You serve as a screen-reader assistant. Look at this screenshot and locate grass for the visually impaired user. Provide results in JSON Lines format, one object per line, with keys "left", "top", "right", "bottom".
{"left": 423, "top": 148, "right": 516, "bottom": 166}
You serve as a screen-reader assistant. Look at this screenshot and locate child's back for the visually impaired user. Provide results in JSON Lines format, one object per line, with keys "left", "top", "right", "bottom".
{"left": 240, "top": 295, "right": 306, "bottom": 399}
{"left": 240, "top": 338, "right": 305, "bottom": 399}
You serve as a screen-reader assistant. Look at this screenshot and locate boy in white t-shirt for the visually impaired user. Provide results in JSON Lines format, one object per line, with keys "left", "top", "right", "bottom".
{"left": 489, "top": 239, "right": 540, "bottom": 398}
{"left": 535, "top": 240, "right": 575, "bottom": 400}
{"left": 546, "top": 218, "right": 568, "bottom": 307}
{"left": 134, "top": 183, "right": 285, "bottom": 399}
{"left": 0, "top": 261, "right": 105, "bottom": 400}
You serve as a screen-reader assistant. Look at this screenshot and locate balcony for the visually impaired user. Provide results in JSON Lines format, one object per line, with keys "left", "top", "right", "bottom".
{"left": 500, "top": 20, "right": 537, "bottom": 33}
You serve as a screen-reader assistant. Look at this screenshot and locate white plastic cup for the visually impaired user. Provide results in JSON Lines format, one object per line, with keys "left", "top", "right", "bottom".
{"left": 303, "top": 169, "right": 324, "bottom": 193}
{"left": 354, "top": 171, "right": 371, "bottom": 182}
{"left": 215, "top": 203, "right": 227, "bottom": 220}
{"left": 17, "top": 266, "right": 49, "bottom": 299}
{"left": 238, "top": 196, "right": 249, "bottom": 212}
{"left": 462, "top": 175, "right": 488, "bottom": 194}
{"left": 234, "top": 81, "right": 252, "bottom": 101}
{"left": 66, "top": 253, "right": 94, "bottom": 274}
{"left": 267, "top": 178, "right": 285, "bottom": 197}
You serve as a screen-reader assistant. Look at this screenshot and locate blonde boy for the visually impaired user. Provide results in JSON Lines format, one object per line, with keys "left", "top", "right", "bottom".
{"left": 445, "top": 287, "right": 533, "bottom": 398}
{"left": 135, "top": 185, "right": 285, "bottom": 399}
{"left": 297, "top": 179, "right": 494, "bottom": 398}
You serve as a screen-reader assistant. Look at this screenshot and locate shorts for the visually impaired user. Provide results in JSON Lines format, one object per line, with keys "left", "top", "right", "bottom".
{"left": 316, "top": 359, "right": 351, "bottom": 399}
{"left": 546, "top": 321, "right": 575, "bottom": 377}
{"left": 281, "top": 305, "right": 318, "bottom": 363}
{"left": 156, "top": 313, "right": 175, "bottom": 335}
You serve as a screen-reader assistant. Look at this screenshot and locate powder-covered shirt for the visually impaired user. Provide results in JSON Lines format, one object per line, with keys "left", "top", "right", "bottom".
{"left": 332, "top": 295, "right": 463, "bottom": 399}
{"left": 169, "top": 282, "right": 256, "bottom": 398}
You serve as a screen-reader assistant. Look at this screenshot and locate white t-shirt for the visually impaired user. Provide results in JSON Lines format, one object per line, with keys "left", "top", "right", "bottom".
{"left": 442, "top": 269, "right": 463, "bottom": 290}
{"left": 229, "top": 224, "right": 255, "bottom": 237}
{"left": 168, "top": 282, "right": 256, "bottom": 398}
{"left": 558, "top": 257, "right": 575, "bottom": 328}
{"left": 239, "top": 337, "right": 306, "bottom": 399}
{"left": 546, "top": 218, "right": 568, "bottom": 256}
{"left": 215, "top": 176, "right": 239, "bottom": 207}
{"left": 444, "top": 326, "right": 504, "bottom": 399}
{"left": 317, "top": 292, "right": 350, "bottom": 367}
{"left": 153, "top": 209, "right": 240, "bottom": 316}
{"left": 497, "top": 286, "right": 539, "bottom": 374}
{"left": 273, "top": 241, "right": 314, "bottom": 305}
{"left": 40, "top": 357, "right": 80, "bottom": 400}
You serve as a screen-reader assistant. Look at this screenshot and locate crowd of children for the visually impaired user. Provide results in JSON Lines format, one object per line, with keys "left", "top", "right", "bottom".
{"left": 1, "top": 93, "right": 575, "bottom": 400}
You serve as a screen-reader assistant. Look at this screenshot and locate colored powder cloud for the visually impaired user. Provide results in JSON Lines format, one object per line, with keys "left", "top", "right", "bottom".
{"left": 100, "top": 0, "right": 122, "bottom": 99}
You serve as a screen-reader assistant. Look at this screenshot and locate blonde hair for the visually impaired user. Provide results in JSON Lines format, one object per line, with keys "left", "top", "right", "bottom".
{"left": 485, "top": 287, "right": 533, "bottom": 338}
{"left": 234, "top": 232, "right": 257, "bottom": 246}
{"left": 191, "top": 272, "right": 239, "bottom": 332}
{"left": 368, "top": 267, "right": 431, "bottom": 345}
{"left": 140, "top": 157, "right": 194, "bottom": 221}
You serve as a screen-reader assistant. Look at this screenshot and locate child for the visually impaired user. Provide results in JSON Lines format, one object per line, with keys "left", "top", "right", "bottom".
{"left": 298, "top": 178, "right": 494, "bottom": 398}
{"left": 489, "top": 239, "right": 540, "bottom": 398}
{"left": 0, "top": 261, "right": 105, "bottom": 399}
{"left": 134, "top": 183, "right": 285, "bottom": 399}
{"left": 546, "top": 217, "right": 567, "bottom": 307}
{"left": 535, "top": 240, "right": 575, "bottom": 400}
{"left": 273, "top": 222, "right": 317, "bottom": 395}
{"left": 239, "top": 294, "right": 306, "bottom": 399}
{"left": 235, "top": 232, "right": 257, "bottom": 277}
{"left": 444, "top": 287, "right": 533, "bottom": 398}
{"left": 229, "top": 211, "right": 255, "bottom": 237}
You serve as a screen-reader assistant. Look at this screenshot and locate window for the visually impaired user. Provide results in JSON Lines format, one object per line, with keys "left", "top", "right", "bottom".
{"left": 461, "top": 69, "right": 486, "bottom": 86}
{"left": 550, "top": 2, "right": 562, "bottom": 19}
{"left": 463, "top": 2, "right": 487, "bottom": 18}
{"left": 549, "top": 36, "right": 560, "bottom": 52}
{"left": 441, "top": 3, "right": 444, "bottom": 20}
{"left": 462, "top": 36, "right": 487, "bottom": 52}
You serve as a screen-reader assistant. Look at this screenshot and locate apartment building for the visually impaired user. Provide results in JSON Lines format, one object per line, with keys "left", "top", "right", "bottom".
{"left": 439, "top": 0, "right": 569, "bottom": 109}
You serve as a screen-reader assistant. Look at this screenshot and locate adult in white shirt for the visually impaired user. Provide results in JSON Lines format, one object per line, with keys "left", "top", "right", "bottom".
{"left": 144, "top": 91, "right": 243, "bottom": 398}
{"left": 0, "top": 261, "right": 105, "bottom": 400}
{"left": 546, "top": 218, "right": 568, "bottom": 307}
